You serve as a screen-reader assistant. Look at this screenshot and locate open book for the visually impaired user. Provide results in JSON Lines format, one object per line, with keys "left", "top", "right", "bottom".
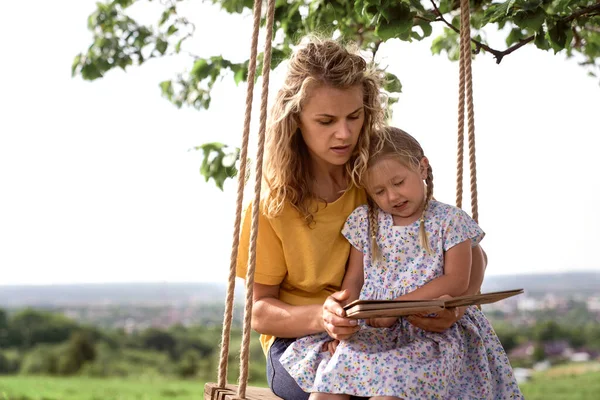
{"left": 343, "top": 289, "right": 524, "bottom": 319}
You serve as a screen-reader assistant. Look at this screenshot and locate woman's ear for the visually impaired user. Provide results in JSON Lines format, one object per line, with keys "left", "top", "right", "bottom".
{"left": 419, "top": 157, "right": 429, "bottom": 179}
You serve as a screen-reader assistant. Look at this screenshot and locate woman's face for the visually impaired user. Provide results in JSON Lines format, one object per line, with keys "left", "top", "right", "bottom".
{"left": 297, "top": 85, "right": 364, "bottom": 169}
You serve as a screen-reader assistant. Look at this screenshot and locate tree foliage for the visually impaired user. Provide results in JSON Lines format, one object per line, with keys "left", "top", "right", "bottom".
{"left": 72, "top": 0, "right": 600, "bottom": 188}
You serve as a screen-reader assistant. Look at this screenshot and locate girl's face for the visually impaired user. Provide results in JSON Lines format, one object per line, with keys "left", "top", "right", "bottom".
{"left": 297, "top": 84, "right": 364, "bottom": 170}
{"left": 366, "top": 156, "right": 429, "bottom": 226}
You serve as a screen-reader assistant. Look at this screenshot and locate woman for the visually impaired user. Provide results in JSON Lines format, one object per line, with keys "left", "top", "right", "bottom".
{"left": 236, "top": 36, "right": 488, "bottom": 400}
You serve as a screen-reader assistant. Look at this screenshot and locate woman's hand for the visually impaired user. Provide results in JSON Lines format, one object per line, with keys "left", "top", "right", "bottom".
{"left": 406, "top": 295, "right": 465, "bottom": 333}
{"left": 366, "top": 317, "right": 397, "bottom": 328}
{"left": 322, "top": 290, "right": 360, "bottom": 340}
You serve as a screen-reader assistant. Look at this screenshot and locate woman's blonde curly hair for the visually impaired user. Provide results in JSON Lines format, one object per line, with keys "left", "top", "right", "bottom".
{"left": 263, "top": 35, "right": 387, "bottom": 224}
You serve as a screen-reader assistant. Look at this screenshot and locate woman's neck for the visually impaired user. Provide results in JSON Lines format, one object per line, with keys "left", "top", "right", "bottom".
{"left": 310, "top": 162, "right": 348, "bottom": 203}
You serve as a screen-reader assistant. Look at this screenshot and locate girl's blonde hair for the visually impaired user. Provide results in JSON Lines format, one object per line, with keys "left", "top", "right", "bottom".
{"left": 263, "top": 35, "right": 387, "bottom": 224}
{"left": 362, "top": 127, "right": 434, "bottom": 259}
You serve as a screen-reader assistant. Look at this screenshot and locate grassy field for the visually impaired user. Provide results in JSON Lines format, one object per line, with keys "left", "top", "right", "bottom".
{"left": 520, "top": 363, "right": 600, "bottom": 400}
{"left": 1, "top": 364, "right": 599, "bottom": 400}
{"left": 0, "top": 376, "right": 206, "bottom": 400}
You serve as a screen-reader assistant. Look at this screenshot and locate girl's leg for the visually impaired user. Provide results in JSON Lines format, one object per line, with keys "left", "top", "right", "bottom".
{"left": 266, "top": 338, "right": 309, "bottom": 400}
{"left": 309, "top": 394, "right": 350, "bottom": 400}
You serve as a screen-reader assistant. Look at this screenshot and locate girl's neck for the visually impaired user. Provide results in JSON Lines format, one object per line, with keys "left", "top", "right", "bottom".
{"left": 391, "top": 201, "right": 427, "bottom": 226}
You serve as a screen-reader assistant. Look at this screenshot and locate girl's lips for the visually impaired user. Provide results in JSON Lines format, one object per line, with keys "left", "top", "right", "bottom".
{"left": 393, "top": 201, "right": 408, "bottom": 210}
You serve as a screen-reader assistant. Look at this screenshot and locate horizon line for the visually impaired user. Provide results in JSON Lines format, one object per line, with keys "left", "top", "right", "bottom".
{"left": 0, "top": 270, "right": 598, "bottom": 287}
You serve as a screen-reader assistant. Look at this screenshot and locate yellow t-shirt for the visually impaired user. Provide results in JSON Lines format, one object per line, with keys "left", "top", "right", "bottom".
{"left": 236, "top": 185, "right": 367, "bottom": 355}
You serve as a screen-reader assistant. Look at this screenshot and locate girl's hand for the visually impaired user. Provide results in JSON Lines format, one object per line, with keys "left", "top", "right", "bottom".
{"left": 321, "top": 339, "right": 340, "bottom": 355}
{"left": 322, "top": 290, "right": 360, "bottom": 340}
{"left": 366, "top": 317, "right": 397, "bottom": 328}
{"left": 406, "top": 295, "right": 464, "bottom": 333}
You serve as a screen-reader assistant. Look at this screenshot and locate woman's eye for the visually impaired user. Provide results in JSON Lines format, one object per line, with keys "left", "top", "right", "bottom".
{"left": 318, "top": 120, "right": 333, "bottom": 125}
{"left": 348, "top": 115, "right": 360, "bottom": 120}
{"left": 394, "top": 181, "right": 403, "bottom": 186}
{"left": 375, "top": 190, "right": 384, "bottom": 196}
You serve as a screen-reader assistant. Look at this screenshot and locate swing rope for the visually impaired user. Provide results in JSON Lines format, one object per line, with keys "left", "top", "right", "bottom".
{"left": 213, "top": 0, "right": 478, "bottom": 398}
{"left": 456, "top": 0, "right": 479, "bottom": 222}
{"left": 216, "top": 0, "right": 263, "bottom": 390}
{"left": 215, "top": 0, "right": 277, "bottom": 397}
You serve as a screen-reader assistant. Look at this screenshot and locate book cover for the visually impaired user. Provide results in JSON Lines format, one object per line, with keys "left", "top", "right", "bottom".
{"left": 343, "top": 289, "right": 524, "bottom": 319}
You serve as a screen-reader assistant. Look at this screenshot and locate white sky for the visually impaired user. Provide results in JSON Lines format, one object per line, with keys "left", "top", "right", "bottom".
{"left": 0, "top": 1, "right": 599, "bottom": 285}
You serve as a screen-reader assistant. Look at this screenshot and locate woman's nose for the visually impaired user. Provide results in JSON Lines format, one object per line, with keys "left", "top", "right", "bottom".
{"left": 335, "top": 121, "right": 352, "bottom": 139}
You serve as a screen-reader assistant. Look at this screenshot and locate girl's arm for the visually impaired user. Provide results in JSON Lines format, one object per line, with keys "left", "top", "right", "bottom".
{"left": 340, "top": 246, "right": 364, "bottom": 306}
{"left": 395, "top": 239, "right": 472, "bottom": 301}
{"left": 251, "top": 282, "right": 359, "bottom": 339}
{"left": 406, "top": 244, "right": 486, "bottom": 332}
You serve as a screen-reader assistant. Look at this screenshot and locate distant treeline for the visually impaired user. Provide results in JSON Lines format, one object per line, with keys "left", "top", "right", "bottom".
{"left": 0, "top": 308, "right": 265, "bottom": 384}
{"left": 1, "top": 306, "right": 599, "bottom": 380}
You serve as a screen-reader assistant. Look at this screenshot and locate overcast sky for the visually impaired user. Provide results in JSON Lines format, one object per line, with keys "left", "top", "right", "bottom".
{"left": 1, "top": 1, "right": 599, "bottom": 285}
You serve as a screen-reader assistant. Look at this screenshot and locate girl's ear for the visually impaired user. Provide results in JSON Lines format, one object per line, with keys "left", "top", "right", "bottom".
{"left": 419, "top": 157, "right": 429, "bottom": 179}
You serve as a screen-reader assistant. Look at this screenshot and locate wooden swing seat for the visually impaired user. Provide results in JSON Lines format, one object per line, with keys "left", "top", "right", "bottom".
{"left": 204, "top": 383, "right": 281, "bottom": 400}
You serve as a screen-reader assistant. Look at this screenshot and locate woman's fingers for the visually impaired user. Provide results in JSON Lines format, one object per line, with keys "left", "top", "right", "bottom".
{"left": 324, "top": 316, "right": 359, "bottom": 340}
{"left": 322, "top": 290, "right": 359, "bottom": 340}
{"left": 323, "top": 290, "right": 350, "bottom": 317}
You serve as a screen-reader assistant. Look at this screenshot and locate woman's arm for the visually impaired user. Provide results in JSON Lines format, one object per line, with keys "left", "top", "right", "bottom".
{"left": 395, "top": 240, "right": 472, "bottom": 301}
{"left": 251, "top": 282, "right": 359, "bottom": 339}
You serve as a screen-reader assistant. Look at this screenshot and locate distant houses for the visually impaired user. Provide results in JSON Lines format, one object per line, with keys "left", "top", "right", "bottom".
{"left": 509, "top": 340, "right": 599, "bottom": 365}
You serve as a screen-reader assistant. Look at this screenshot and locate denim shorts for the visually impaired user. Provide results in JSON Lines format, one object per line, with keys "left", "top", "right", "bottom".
{"left": 266, "top": 337, "right": 368, "bottom": 400}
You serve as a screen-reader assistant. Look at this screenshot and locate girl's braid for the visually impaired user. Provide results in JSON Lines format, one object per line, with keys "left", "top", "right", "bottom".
{"left": 419, "top": 163, "right": 434, "bottom": 254}
{"left": 367, "top": 197, "right": 381, "bottom": 260}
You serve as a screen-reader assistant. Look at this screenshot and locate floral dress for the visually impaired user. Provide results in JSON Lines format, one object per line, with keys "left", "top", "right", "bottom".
{"left": 280, "top": 201, "right": 523, "bottom": 399}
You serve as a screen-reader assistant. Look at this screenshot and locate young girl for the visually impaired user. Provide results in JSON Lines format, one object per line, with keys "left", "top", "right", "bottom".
{"left": 280, "top": 127, "right": 523, "bottom": 399}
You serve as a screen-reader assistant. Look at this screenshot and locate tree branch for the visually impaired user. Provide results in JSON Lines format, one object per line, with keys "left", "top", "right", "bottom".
{"left": 562, "top": 3, "right": 600, "bottom": 23}
{"left": 429, "top": 0, "right": 600, "bottom": 64}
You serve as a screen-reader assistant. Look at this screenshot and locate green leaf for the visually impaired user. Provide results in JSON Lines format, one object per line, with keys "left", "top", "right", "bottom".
{"left": 481, "top": 1, "right": 513, "bottom": 26}
{"left": 167, "top": 25, "right": 178, "bottom": 36}
{"left": 384, "top": 72, "right": 402, "bottom": 93}
{"left": 175, "top": 38, "right": 184, "bottom": 53}
{"left": 196, "top": 143, "right": 240, "bottom": 190}
{"left": 375, "top": 2, "right": 415, "bottom": 41}
{"left": 534, "top": 28, "right": 550, "bottom": 50}
{"left": 191, "top": 59, "right": 212, "bottom": 79}
{"left": 506, "top": 28, "right": 526, "bottom": 46}
{"left": 233, "top": 67, "right": 247, "bottom": 85}
{"left": 412, "top": 20, "right": 433, "bottom": 41}
{"left": 408, "top": 0, "right": 426, "bottom": 12}
{"left": 548, "top": 20, "right": 570, "bottom": 51}
{"left": 513, "top": 8, "right": 546, "bottom": 32}
{"left": 159, "top": 6, "right": 176, "bottom": 26}
{"left": 159, "top": 80, "right": 173, "bottom": 99}
{"left": 155, "top": 38, "right": 168, "bottom": 55}
{"left": 71, "top": 54, "right": 82, "bottom": 77}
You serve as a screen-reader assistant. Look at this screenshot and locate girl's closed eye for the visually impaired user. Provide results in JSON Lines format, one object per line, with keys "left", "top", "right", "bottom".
{"left": 393, "top": 181, "right": 403, "bottom": 186}
{"left": 318, "top": 119, "right": 333, "bottom": 125}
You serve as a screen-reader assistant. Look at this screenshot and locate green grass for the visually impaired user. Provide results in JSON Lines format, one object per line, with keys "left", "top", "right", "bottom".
{"left": 1, "top": 365, "right": 599, "bottom": 400}
{"left": 520, "top": 363, "right": 600, "bottom": 400}
{"left": 0, "top": 376, "right": 205, "bottom": 400}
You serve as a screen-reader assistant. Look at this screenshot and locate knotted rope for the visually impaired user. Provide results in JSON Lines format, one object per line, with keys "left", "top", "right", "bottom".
{"left": 216, "top": 0, "right": 277, "bottom": 397}
{"left": 455, "top": 0, "right": 479, "bottom": 222}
